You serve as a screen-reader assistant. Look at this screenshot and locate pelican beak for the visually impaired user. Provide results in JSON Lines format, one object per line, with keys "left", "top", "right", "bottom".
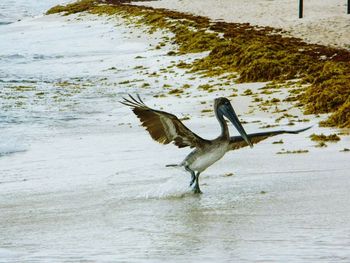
{"left": 220, "top": 103, "right": 253, "bottom": 148}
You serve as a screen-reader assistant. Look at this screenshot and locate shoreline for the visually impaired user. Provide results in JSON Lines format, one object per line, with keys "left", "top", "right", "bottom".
{"left": 46, "top": 0, "right": 350, "bottom": 129}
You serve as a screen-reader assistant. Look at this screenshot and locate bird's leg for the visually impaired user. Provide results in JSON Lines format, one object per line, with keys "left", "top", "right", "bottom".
{"left": 193, "top": 172, "right": 202, "bottom": 194}
{"left": 185, "top": 166, "right": 196, "bottom": 187}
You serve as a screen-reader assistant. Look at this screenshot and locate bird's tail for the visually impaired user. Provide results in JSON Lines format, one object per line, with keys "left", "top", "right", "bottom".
{"left": 166, "top": 164, "right": 181, "bottom": 168}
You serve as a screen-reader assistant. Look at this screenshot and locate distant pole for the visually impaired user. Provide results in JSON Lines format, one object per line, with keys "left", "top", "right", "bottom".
{"left": 299, "top": 0, "right": 303, "bottom": 18}
{"left": 348, "top": 0, "right": 350, "bottom": 14}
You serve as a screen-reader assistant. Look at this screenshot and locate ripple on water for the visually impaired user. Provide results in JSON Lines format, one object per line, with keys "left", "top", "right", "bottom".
{"left": 0, "top": 21, "right": 12, "bottom": 26}
{"left": 0, "top": 138, "right": 27, "bottom": 158}
{"left": 0, "top": 54, "right": 26, "bottom": 60}
{"left": 0, "top": 53, "right": 65, "bottom": 63}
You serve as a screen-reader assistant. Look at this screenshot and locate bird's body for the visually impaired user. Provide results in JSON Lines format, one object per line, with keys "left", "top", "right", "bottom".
{"left": 121, "top": 95, "right": 310, "bottom": 194}
{"left": 182, "top": 139, "right": 229, "bottom": 173}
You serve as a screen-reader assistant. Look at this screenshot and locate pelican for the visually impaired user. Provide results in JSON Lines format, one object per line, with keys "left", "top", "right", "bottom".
{"left": 121, "top": 94, "right": 310, "bottom": 194}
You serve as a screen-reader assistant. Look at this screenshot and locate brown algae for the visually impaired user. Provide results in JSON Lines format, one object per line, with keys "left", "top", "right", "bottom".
{"left": 276, "top": 149, "right": 309, "bottom": 154}
{"left": 309, "top": 133, "right": 341, "bottom": 142}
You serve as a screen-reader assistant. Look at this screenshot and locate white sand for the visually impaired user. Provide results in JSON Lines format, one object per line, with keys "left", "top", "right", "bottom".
{"left": 134, "top": 0, "right": 350, "bottom": 49}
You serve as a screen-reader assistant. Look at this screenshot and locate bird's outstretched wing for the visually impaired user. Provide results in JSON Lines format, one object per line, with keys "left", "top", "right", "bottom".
{"left": 229, "top": 126, "right": 312, "bottom": 150}
{"left": 121, "top": 94, "right": 209, "bottom": 149}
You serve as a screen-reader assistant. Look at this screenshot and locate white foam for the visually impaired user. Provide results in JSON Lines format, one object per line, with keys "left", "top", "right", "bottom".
{"left": 141, "top": 176, "right": 192, "bottom": 199}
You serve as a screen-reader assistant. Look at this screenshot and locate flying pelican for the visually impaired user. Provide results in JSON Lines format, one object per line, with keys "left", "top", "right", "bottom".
{"left": 121, "top": 94, "right": 310, "bottom": 194}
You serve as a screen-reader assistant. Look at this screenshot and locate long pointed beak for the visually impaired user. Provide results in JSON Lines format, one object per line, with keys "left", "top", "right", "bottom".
{"left": 221, "top": 104, "right": 253, "bottom": 148}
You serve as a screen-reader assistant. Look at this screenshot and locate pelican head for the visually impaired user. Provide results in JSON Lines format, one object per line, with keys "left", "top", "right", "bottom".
{"left": 215, "top": 97, "right": 253, "bottom": 147}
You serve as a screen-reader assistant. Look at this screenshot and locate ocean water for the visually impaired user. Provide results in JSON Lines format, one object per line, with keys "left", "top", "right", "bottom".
{"left": 1, "top": 1, "right": 350, "bottom": 262}
{"left": 0, "top": 0, "right": 69, "bottom": 24}
{"left": 0, "top": 0, "right": 69, "bottom": 156}
{"left": 0, "top": 0, "right": 153, "bottom": 157}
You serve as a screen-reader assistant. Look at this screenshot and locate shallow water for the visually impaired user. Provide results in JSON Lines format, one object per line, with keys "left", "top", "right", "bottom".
{"left": 1, "top": 3, "right": 350, "bottom": 263}
{"left": 0, "top": 0, "right": 70, "bottom": 24}
{"left": 0, "top": 9, "right": 154, "bottom": 156}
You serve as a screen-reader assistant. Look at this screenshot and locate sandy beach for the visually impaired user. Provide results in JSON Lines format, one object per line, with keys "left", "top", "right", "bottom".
{"left": 136, "top": 0, "right": 350, "bottom": 49}
{"left": 1, "top": 0, "right": 350, "bottom": 262}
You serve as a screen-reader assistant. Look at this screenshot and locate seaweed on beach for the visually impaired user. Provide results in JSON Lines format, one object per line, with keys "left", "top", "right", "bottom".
{"left": 46, "top": 0, "right": 350, "bottom": 128}
{"left": 46, "top": 0, "right": 97, "bottom": 15}
{"left": 276, "top": 149, "right": 309, "bottom": 154}
{"left": 309, "top": 133, "right": 341, "bottom": 142}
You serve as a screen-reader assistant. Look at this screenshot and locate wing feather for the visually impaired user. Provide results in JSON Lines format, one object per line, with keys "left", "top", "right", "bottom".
{"left": 121, "top": 95, "right": 208, "bottom": 148}
{"left": 229, "top": 127, "right": 312, "bottom": 150}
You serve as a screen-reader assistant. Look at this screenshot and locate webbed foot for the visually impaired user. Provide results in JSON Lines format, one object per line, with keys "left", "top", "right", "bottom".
{"left": 192, "top": 172, "right": 202, "bottom": 194}
{"left": 193, "top": 188, "right": 202, "bottom": 194}
{"left": 193, "top": 185, "right": 202, "bottom": 194}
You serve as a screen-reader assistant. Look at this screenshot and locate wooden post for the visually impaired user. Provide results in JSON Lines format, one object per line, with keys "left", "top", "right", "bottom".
{"left": 348, "top": 0, "right": 350, "bottom": 14}
{"left": 299, "top": 0, "right": 303, "bottom": 18}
